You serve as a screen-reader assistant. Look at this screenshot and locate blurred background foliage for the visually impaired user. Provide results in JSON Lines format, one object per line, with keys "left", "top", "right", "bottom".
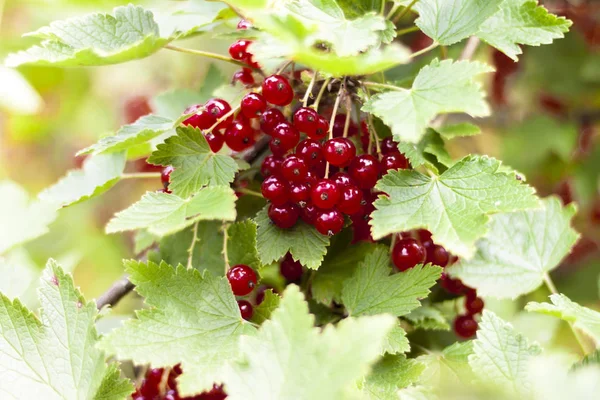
{"left": 0, "top": 0, "right": 599, "bottom": 348}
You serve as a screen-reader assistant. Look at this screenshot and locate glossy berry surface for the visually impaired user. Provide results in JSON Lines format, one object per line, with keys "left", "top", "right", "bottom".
{"left": 233, "top": 68, "right": 255, "bottom": 86}
{"left": 271, "top": 122, "right": 300, "bottom": 152}
{"left": 289, "top": 182, "right": 310, "bottom": 204}
{"left": 227, "top": 264, "right": 257, "bottom": 296}
{"left": 204, "top": 131, "right": 225, "bottom": 153}
{"left": 268, "top": 203, "right": 300, "bottom": 229}
{"left": 315, "top": 209, "right": 345, "bottom": 236}
{"left": 425, "top": 244, "right": 450, "bottom": 267}
{"left": 312, "top": 115, "right": 329, "bottom": 140}
{"left": 241, "top": 93, "right": 267, "bottom": 118}
{"left": 237, "top": 19, "right": 252, "bottom": 29}
{"left": 225, "top": 121, "right": 254, "bottom": 151}
{"left": 261, "top": 175, "right": 288, "bottom": 205}
{"left": 237, "top": 300, "right": 254, "bottom": 320}
{"left": 161, "top": 166, "right": 174, "bottom": 189}
{"left": 349, "top": 154, "right": 380, "bottom": 189}
{"left": 381, "top": 153, "right": 409, "bottom": 172}
{"left": 338, "top": 185, "right": 363, "bottom": 215}
{"left": 392, "top": 238, "right": 426, "bottom": 271}
{"left": 381, "top": 137, "right": 399, "bottom": 154}
{"left": 260, "top": 108, "right": 286, "bottom": 135}
{"left": 205, "top": 98, "right": 233, "bottom": 130}
{"left": 440, "top": 274, "right": 468, "bottom": 295}
{"left": 229, "top": 39, "right": 252, "bottom": 60}
{"left": 293, "top": 107, "right": 319, "bottom": 135}
{"left": 300, "top": 203, "right": 318, "bottom": 224}
{"left": 262, "top": 74, "right": 294, "bottom": 106}
{"left": 454, "top": 315, "right": 478, "bottom": 338}
{"left": 182, "top": 104, "right": 215, "bottom": 129}
{"left": 323, "top": 138, "right": 356, "bottom": 167}
{"left": 281, "top": 156, "right": 308, "bottom": 183}
{"left": 465, "top": 294, "right": 484, "bottom": 315}
{"left": 332, "top": 114, "right": 358, "bottom": 137}
{"left": 280, "top": 253, "right": 304, "bottom": 281}
{"left": 311, "top": 179, "right": 341, "bottom": 209}
{"left": 261, "top": 155, "right": 283, "bottom": 177}
{"left": 296, "top": 139, "right": 324, "bottom": 168}
{"left": 332, "top": 172, "right": 355, "bottom": 188}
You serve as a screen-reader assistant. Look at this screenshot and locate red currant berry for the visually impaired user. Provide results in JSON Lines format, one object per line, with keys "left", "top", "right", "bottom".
{"left": 349, "top": 154, "right": 380, "bottom": 189}
{"left": 229, "top": 39, "right": 252, "bottom": 60}
{"left": 331, "top": 172, "right": 355, "bottom": 188}
{"left": 161, "top": 166, "right": 174, "bottom": 189}
{"left": 323, "top": 138, "right": 356, "bottom": 167}
{"left": 293, "top": 107, "right": 319, "bottom": 136}
{"left": 260, "top": 108, "right": 286, "bottom": 135}
{"left": 205, "top": 98, "right": 233, "bottom": 130}
{"left": 289, "top": 182, "right": 310, "bottom": 204}
{"left": 454, "top": 315, "right": 478, "bottom": 338}
{"left": 311, "top": 179, "right": 341, "bottom": 209}
{"left": 312, "top": 115, "right": 329, "bottom": 140}
{"left": 261, "top": 155, "right": 283, "bottom": 177}
{"left": 311, "top": 159, "right": 326, "bottom": 178}
{"left": 417, "top": 229, "right": 433, "bottom": 242}
{"left": 315, "top": 209, "right": 345, "bottom": 236}
{"left": 425, "top": 244, "right": 449, "bottom": 267}
{"left": 440, "top": 274, "right": 468, "bottom": 295}
{"left": 204, "top": 131, "right": 225, "bottom": 153}
{"left": 271, "top": 122, "right": 300, "bottom": 152}
{"left": 262, "top": 74, "right": 294, "bottom": 106}
{"left": 269, "top": 137, "right": 288, "bottom": 157}
{"left": 261, "top": 175, "right": 288, "bottom": 205}
{"left": 183, "top": 104, "right": 215, "bottom": 129}
{"left": 392, "top": 238, "right": 426, "bottom": 271}
{"left": 225, "top": 121, "right": 255, "bottom": 151}
{"left": 227, "top": 264, "right": 257, "bottom": 296}
{"left": 351, "top": 217, "right": 374, "bottom": 243}
{"left": 241, "top": 93, "right": 267, "bottom": 118}
{"left": 465, "top": 293, "right": 484, "bottom": 315}
{"left": 268, "top": 203, "right": 300, "bottom": 229}
{"left": 381, "top": 137, "right": 399, "bottom": 154}
{"left": 296, "top": 138, "right": 324, "bottom": 168}
{"left": 281, "top": 156, "right": 308, "bottom": 183}
{"left": 300, "top": 203, "right": 318, "bottom": 224}
{"left": 280, "top": 253, "right": 304, "bottom": 281}
{"left": 238, "top": 300, "right": 253, "bottom": 320}
{"left": 382, "top": 153, "right": 409, "bottom": 172}
{"left": 237, "top": 19, "right": 252, "bottom": 30}
{"left": 233, "top": 68, "right": 255, "bottom": 86}
{"left": 338, "top": 185, "right": 363, "bottom": 215}
{"left": 332, "top": 114, "right": 358, "bottom": 137}
{"left": 305, "top": 170, "right": 318, "bottom": 187}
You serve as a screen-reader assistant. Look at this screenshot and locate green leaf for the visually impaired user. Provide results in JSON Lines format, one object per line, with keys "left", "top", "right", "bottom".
{"left": 358, "top": 354, "right": 426, "bottom": 399}
{"left": 572, "top": 349, "right": 600, "bottom": 370}
{"left": 0, "top": 248, "right": 38, "bottom": 301}
{"left": 5, "top": 5, "right": 170, "bottom": 68}
{"left": 0, "top": 180, "right": 57, "bottom": 254}
{"left": 106, "top": 186, "right": 236, "bottom": 236}
{"left": 381, "top": 324, "right": 410, "bottom": 355}
{"left": 436, "top": 123, "right": 482, "bottom": 139}
{"left": 255, "top": 207, "right": 330, "bottom": 270}
{"left": 0, "top": 259, "right": 132, "bottom": 399}
{"left": 148, "top": 126, "right": 240, "bottom": 198}
{"left": 397, "top": 128, "right": 452, "bottom": 172}
{"left": 415, "top": 0, "right": 503, "bottom": 45}
{"left": 363, "top": 59, "right": 493, "bottom": 143}
{"left": 223, "top": 285, "right": 396, "bottom": 399}
{"left": 526, "top": 294, "right": 600, "bottom": 348}
{"left": 405, "top": 305, "right": 450, "bottom": 331}
{"left": 133, "top": 230, "right": 158, "bottom": 255}
{"left": 337, "top": 0, "right": 383, "bottom": 18}
{"left": 341, "top": 247, "right": 442, "bottom": 317}
{"left": 228, "top": 220, "right": 261, "bottom": 270}
{"left": 469, "top": 311, "right": 541, "bottom": 397}
{"left": 79, "top": 114, "right": 185, "bottom": 156}
{"left": 99, "top": 260, "right": 256, "bottom": 395}
{"left": 251, "top": 289, "right": 280, "bottom": 324}
{"left": 371, "top": 155, "right": 539, "bottom": 258}
{"left": 39, "top": 152, "right": 126, "bottom": 208}
{"left": 476, "top": 0, "right": 572, "bottom": 61}
{"left": 448, "top": 197, "right": 578, "bottom": 299}
{"left": 417, "top": 342, "right": 475, "bottom": 387}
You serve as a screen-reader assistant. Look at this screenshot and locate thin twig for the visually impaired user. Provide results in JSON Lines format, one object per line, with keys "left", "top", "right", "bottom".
{"left": 362, "top": 81, "right": 402, "bottom": 91}
{"left": 236, "top": 187, "right": 264, "bottom": 198}
{"left": 187, "top": 221, "right": 200, "bottom": 270}
{"left": 410, "top": 42, "right": 439, "bottom": 58}
{"left": 325, "top": 83, "right": 344, "bottom": 178}
{"left": 121, "top": 172, "right": 161, "bottom": 180}
{"left": 313, "top": 77, "right": 331, "bottom": 111}
{"left": 392, "top": 0, "right": 420, "bottom": 23}
{"left": 303, "top": 71, "right": 318, "bottom": 107}
{"left": 96, "top": 275, "right": 135, "bottom": 309}
{"left": 342, "top": 95, "right": 352, "bottom": 139}
{"left": 459, "top": 36, "right": 481, "bottom": 61}
{"left": 396, "top": 26, "right": 420, "bottom": 36}
{"left": 223, "top": 224, "right": 231, "bottom": 273}
{"left": 165, "top": 45, "right": 251, "bottom": 69}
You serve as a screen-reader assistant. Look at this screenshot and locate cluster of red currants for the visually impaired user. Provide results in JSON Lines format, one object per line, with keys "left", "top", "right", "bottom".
{"left": 390, "top": 229, "right": 484, "bottom": 338}
{"left": 132, "top": 365, "right": 226, "bottom": 400}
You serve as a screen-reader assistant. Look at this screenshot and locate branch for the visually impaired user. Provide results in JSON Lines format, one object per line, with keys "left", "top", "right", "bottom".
{"left": 96, "top": 274, "right": 135, "bottom": 310}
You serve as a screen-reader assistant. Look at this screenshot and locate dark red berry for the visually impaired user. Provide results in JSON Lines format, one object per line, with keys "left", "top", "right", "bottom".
{"left": 417, "top": 229, "right": 432, "bottom": 242}
{"left": 271, "top": 122, "right": 300, "bottom": 152}
{"left": 323, "top": 137, "right": 356, "bottom": 167}
{"left": 227, "top": 264, "right": 257, "bottom": 296}
{"left": 289, "top": 182, "right": 310, "bottom": 204}
{"left": 454, "top": 315, "right": 478, "bottom": 338}
{"left": 261, "top": 155, "right": 283, "bottom": 177}
{"left": 280, "top": 253, "right": 304, "bottom": 281}
{"left": 425, "top": 244, "right": 449, "bottom": 267}
{"left": 260, "top": 108, "right": 286, "bottom": 135}
{"left": 204, "top": 131, "right": 225, "bottom": 152}
{"left": 205, "top": 98, "right": 233, "bottom": 130}
{"left": 233, "top": 68, "right": 255, "bottom": 86}
{"left": 349, "top": 154, "right": 380, "bottom": 189}
{"left": 268, "top": 203, "right": 300, "bottom": 229}
{"left": 465, "top": 293, "right": 484, "bottom": 315}
{"left": 281, "top": 156, "right": 308, "bottom": 183}
{"left": 296, "top": 138, "right": 324, "bottom": 168}
{"left": 381, "top": 137, "right": 399, "bottom": 154}
{"left": 241, "top": 92, "right": 267, "bottom": 118}
{"left": 238, "top": 300, "right": 254, "bottom": 320}
{"left": 392, "top": 238, "right": 426, "bottom": 271}
{"left": 300, "top": 203, "right": 318, "bottom": 224}
{"left": 229, "top": 39, "right": 252, "bottom": 60}
{"left": 225, "top": 121, "right": 255, "bottom": 151}
{"left": 338, "top": 185, "right": 363, "bottom": 215}
{"left": 315, "top": 209, "right": 345, "bottom": 236}
{"left": 382, "top": 152, "right": 409, "bottom": 172}
{"left": 332, "top": 172, "right": 355, "bottom": 188}
{"left": 237, "top": 19, "right": 252, "bottom": 30}
{"left": 311, "top": 179, "right": 341, "bottom": 209}
{"left": 293, "top": 107, "right": 319, "bottom": 136}
{"left": 183, "top": 104, "right": 215, "bottom": 129}
{"left": 312, "top": 115, "right": 329, "bottom": 140}
{"left": 332, "top": 114, "right": 358, "bottom": 137}
{"left": 161, "top": 166, "right": 174, "bottom": 189}
{"left": 262, "top": 74, "right": 294, "bottom": 106}
{"left": 261, "top": 175, "right": 288, "bottom": 205}
{"left": 351, "top": 217, "right": 374, "bottom": 243}
{"left": 440, "top": 274, "right": 468, "bottom": 295}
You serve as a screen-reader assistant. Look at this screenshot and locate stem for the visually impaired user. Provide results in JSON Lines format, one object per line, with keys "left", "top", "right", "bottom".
{"left": 363, "top": 85, "right": 382, "bottom": 157}
{"left": 276, "top": 60, "right": 293, "bottom": 75}
{"left": 362, "top": 81, "right": 402, "bottom": 91}
{"left": 313, "top": 77, "right": 331, "bottom": 111}
{"left": 187, "top": 221, "right": 200, "bottom": 270}
{"left": 223, "top": 224, "right": 231, "bottom": 273}
{"left": 440, "top": 45, "right": 448, "bottom": 60}
{"left": 459, "top": 36, "right": 481, "bottom": 60}
{"left": 390, "top": 234, "right": 397, "bottom": 254}
{"left": 386, "top": 3, "right": 401, "bottom": 19}
{"left": 96, "top": 275, "right": 134, "bottom": 309}
{"left": 396, "top": 26, "right": 420, "bottom": 36}
{"left": 121, "top": 172, "right": 161, "bottom": 180}
{"left": 342, "top": 95, "right": 352, "bottom": 139}
{"left": 206, "top": 105, "right": 241, "bottom": 133}
{"left": 303, "top": 71, "right": 318, "bottom": 107}
{"left": 393, "top": 0, "right": 420, "bottom": 23}
{"left": 325, "top": 85, "right": 344, "bottom": 178}
{"left": 236, "top": 187, "right": 264, "bottom": 198}
{"left": 165, "top": 45, "right": 251, "bottom": 69}
{"left": 409, "top": 42, "right": 439, "bottom": 58}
